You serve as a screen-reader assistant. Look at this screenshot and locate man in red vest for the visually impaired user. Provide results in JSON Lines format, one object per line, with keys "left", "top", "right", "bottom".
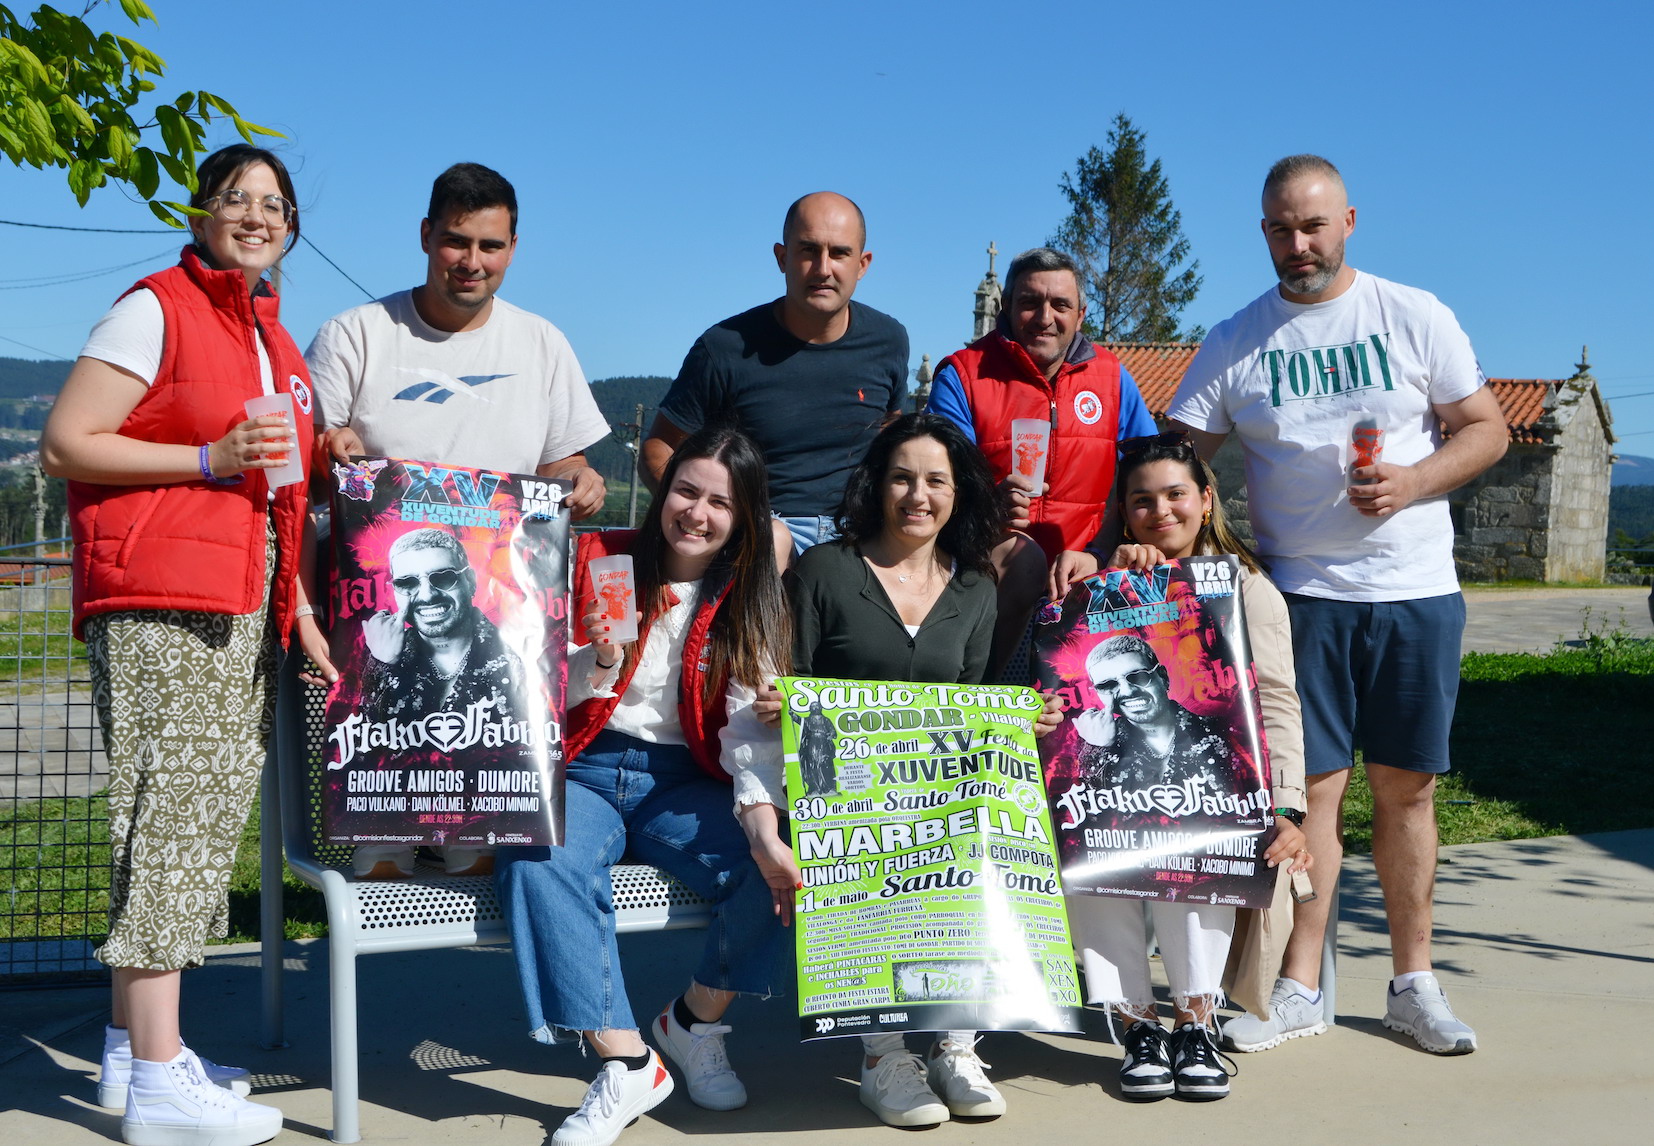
{"left": 928, "top": 247, "right": 1156, "bottom": 671}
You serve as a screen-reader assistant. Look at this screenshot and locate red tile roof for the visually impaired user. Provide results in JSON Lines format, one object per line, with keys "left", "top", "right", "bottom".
{"left": 1100, "top": 341, "right": 1561, "bottom": 444}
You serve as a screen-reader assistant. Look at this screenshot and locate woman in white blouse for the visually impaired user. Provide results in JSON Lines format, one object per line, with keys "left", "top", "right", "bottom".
{"left": 495, "top": 425, "right": 796, "bottom": 1146}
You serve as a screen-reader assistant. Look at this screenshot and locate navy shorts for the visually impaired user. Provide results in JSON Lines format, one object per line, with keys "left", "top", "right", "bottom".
{"left": 1283, "top": 592, "right": 1465, "bottom": 776}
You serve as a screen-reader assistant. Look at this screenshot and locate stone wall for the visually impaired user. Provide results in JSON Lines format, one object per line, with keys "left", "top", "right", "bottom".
{"left": 1543, "top": 387, "right": 1611, "bottom": 580}
{"left": 1453, "top": 445, "right": 1553, "bottom": 581}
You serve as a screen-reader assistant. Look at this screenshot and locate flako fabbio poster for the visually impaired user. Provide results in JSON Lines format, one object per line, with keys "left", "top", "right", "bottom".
{"left": 1033, "top": 555, "right": 1275, "bottom": 907}
{"left": 777, "top": 676, "right": 1082, "bottom": 1041}
{"left": 322, "top": 456, "right": 568, "bottom": 848}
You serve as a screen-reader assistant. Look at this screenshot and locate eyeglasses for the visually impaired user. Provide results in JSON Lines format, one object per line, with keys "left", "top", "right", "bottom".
{"left": 391, "top": 568, "right": 465, "bottom": 594}
{"left": 1092, "top": 667, "right": 1160, "bottom": 694}
{"left": 202, "top": 188, "right": 295, "bottom": 227}
{"left": 1118, "top": 430, "right": 1194, "bottom": 458}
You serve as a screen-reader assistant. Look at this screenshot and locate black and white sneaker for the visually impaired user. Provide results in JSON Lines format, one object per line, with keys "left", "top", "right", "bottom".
{"left": 1170, "top": 1022, "right": 1236, "bottom": 1100}
{"left": 1118, "top": 1021, "right": 1174, "bottom": 1101}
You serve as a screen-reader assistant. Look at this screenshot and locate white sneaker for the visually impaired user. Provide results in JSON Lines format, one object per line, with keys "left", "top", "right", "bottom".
{"left": 552, "top": 1053, "right": 675, "bottom": 1146}
{"left": 927, "top": 1037, "right": 1005, "bottom": 1117}
{"left": 859, "top": 1051, "right": 948, "bottom": 1128}
{"left": 652, "top": 1003, "right": 746, "bottom": 1110}
{"left": 1382, "top": 973, "right": 1478, "bottom": 1054}
{"left": 1221, "top": 978, "right": 1328, "bottom": 1052}
{"left": 122, "top": 1052, "right": 282, "bottom": 1146}
{"left": 99, "top": 1027, "right": 252, "bottom": 1108}
{"left": 352, "top": 844, "right": 414, "bottom": 879}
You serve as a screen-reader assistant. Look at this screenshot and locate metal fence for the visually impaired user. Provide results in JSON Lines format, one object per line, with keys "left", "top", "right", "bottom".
{"left": 0, "top": 542, "right": 107, "bottom": 984}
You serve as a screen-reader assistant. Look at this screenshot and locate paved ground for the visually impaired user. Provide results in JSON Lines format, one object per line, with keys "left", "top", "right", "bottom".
{"left": 1461, "top": 585, "right": 1652, "bottom": 654}
{"left": 3, "top": 830, "right": 1650, "bottom": 1145}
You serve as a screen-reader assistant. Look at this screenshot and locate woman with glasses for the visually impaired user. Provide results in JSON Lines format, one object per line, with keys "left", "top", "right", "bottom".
{"left": 41, "top": 144, "right": 330, "bottom": 1146}
{"left": 1063, "top": 432, "right": 1312, "bottom": 1104}
{"left": 495, "top": 425, "right": 796, "bottom": 1146}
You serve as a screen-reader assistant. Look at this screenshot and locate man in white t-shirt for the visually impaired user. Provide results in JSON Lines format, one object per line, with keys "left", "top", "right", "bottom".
{"left": 308, "top": 163, "right": 610, "bottom": 879}
{"left": 1169, "top": 155, "right": 1507, "bottom": 1057}
{"left": 307, "top": 162, "right": 609, "bottom": 516}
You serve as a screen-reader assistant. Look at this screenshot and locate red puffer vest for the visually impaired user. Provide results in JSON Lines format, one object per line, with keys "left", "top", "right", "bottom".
{"left": 939, "top": 330, "right": 1122, "bottom": 561}
{"left": 563, "top": 530, "right": 734, "bottom": 782}
{"left": 68, "top": 247, "right": 314, "bottom": 641}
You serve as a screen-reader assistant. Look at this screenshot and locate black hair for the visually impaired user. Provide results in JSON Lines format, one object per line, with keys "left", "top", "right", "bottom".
{"left": 190, "top": 144, "right": 300, "bottom": 251}
{"left": 835, "top": 413, "right": 1006, "bottom": 578}
{"left": 428, "top": 162, "right": 518, "bottom": 234}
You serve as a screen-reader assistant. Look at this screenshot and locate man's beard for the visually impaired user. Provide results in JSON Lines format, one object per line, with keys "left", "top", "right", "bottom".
{"left": 1276, "top": 244, "right": 1344, "bottom": 297}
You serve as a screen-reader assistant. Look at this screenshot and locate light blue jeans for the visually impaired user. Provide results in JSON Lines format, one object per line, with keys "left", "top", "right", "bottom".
{"left": 495, "top": 730, "right": 782, "bottom": 1043}
{"left": 776, "top": 513, "right": 839, "bottom": 556}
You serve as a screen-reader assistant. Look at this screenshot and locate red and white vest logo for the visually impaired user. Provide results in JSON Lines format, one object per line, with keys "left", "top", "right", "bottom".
{"left": 290, "top": 374, "right": 313, "bottom": 415}
{"left": 1074, "top": 390, "right": 1102, "bottom": 425}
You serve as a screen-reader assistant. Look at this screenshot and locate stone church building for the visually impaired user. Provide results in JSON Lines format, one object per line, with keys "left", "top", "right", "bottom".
{"left": 927, "top": 249, "right": 1615, "bottom": 582}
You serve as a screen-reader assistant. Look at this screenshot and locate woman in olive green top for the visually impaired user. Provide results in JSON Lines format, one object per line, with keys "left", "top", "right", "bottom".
{"left": 785, "top": 413, "right": 1008, "bottom": 1129}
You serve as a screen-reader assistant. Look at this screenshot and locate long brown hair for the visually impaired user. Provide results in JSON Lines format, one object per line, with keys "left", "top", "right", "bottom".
{"left": 628, "top": 425, "right": 791, "bottom": 701}
{"left": 1116, "top": 433, "right": 1264, "bottom": 574}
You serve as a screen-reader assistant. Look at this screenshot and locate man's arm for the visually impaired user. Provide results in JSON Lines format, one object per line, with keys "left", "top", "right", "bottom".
{"left": 538, "top": 452, "right": 606, "bottom": 521}
{"left": 1348, "top": 386, "right": 1507, "bottom": 518}
{"left": 1168, "top": 420, "right": 1229, "bottom": 463}
{"left": 640, "top": 412, "right": 689, "bottom": 494}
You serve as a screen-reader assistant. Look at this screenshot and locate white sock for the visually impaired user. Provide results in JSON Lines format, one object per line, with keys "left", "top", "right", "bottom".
{"left": 1391, "top": 970, "right": 1433, "bottom": 993}
{"left": 1281, "top": 976, "right": 1322, "bottom": 1002}
{"left": 939, "top": 1031, "right": 977, "bottom": 1052}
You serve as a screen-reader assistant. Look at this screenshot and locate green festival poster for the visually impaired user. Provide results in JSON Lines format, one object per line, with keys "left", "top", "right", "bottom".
{"left": 777, "top": 677, "right": 1083, "bottom": 1041}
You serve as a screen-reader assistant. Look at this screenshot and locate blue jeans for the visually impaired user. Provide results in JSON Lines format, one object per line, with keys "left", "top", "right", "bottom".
{"left": 495, "top": 730, "right": 782, "bottom": 1042}
{"left": 776, "top": 513, "right": 839, "bottom": 556}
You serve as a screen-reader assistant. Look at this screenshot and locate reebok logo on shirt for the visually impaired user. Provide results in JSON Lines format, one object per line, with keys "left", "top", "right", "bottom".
{"left": 391, "top": 366, "right": 515, "bottom": 405}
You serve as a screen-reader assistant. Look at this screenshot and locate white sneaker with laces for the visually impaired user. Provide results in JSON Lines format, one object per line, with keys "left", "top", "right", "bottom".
{"left": 1382, "top": 973, "right": 1477, "bottom": 1054}
{"left": 552, "top": 1053, "right": 675, "bottom": 1146}
{"left": 859, "top": 1050, "right": 948, "bottom": 1127}
{"left": 121, "top": 1051, "right": 281, "bottom": 1146}
{"left": 99, "top": 1026, "right": 252, "bottom": 1108}
{"left": 652, "top": 1003, "right": 746, "bottom": 1110}
{"left": 926, "top": 1037, "right": 1005, "bottom": 1117}
{"left": 1221, "top": 978, "right": 1328, "bottom": 1052}
{"left": 441, "top": 845, "right": 495, "bottom": 876}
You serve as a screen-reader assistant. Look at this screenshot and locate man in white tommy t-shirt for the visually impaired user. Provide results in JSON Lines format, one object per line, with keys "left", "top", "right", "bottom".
{"left": 307, "top": 162, "right": 611, "bottom": 879}
{"left": 1169, "top": 155, "right": 1507, "bottom": 1057}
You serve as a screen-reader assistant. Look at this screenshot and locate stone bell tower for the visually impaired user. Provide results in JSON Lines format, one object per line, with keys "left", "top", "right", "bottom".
{"left": 973, "top": 241, "right": 1002, "bottom": 341}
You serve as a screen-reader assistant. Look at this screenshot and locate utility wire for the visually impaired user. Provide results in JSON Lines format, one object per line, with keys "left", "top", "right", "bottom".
{"left": 0, "top": 331, "right": 73, "bottom": 359}
{"left": 0, "top": 247, "right": 176, "bottom": 289}
{"left": 0, "top": 216, "right": 376, "bottom": 299}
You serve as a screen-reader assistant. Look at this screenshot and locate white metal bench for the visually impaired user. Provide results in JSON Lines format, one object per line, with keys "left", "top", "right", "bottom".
{"left": 258, "top": 655, "right": 715, "bottom": 1143}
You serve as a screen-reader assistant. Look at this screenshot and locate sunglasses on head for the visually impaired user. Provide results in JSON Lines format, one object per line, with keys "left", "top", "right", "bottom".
{"left": 391, "top": 568, "right": 465, "bottom": 593}
{"left": 1092, "top": 666, "right": 1160, "bottom": 694}
{"left": 1118, "top": 430, "right": 1194, "bottom": 458}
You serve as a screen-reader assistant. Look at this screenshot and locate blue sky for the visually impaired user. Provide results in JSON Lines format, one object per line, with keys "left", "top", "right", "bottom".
{"left": 3, "top": 0, "right": 1652, "bottom": 446}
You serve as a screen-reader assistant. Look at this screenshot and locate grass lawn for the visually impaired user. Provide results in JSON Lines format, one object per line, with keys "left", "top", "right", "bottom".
{"left": 2, "top": 792, "right": 327, "bottom": 947}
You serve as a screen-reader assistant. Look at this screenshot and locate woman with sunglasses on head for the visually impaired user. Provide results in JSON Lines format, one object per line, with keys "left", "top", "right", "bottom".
{"left": 41, "top": 145, "right": 333, "bottom": 1146}
{"left": 775, "top": 413, "right": 1062, "bottom": 1128}
{"left": 1064, "top": 432, "right": 1312, "bottom": 1103}
{"left": 495, "top": 425, "right": 796, "bottom": 1146}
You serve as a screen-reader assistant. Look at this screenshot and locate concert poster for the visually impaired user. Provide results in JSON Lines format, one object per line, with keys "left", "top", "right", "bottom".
{"left": 1033, "top": 555, "right": 1276, "bottom": 908}
{"left": 321, "top": 455, "right": 569, "bottom": 847}
{"left": 777, "top": 676, "right": 1082, "bottom": 1041}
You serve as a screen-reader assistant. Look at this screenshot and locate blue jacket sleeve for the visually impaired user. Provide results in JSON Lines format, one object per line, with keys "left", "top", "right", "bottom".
{"left": 923, "top": 364, "right": 978, "bottom": 445}
{"left": 1117, "top": 366, "right": 1158, "bottom": 440}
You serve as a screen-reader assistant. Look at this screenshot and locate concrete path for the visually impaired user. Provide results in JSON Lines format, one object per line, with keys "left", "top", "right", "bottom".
{"left": 1462, "top": 585, "right": 1652, "bottom": 654}
{"left": 4, "top": 830, "right": 1650, "bottom": 1145}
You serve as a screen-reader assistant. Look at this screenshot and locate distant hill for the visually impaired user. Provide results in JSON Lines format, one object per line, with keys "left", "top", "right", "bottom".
{"left": 0, "top": 357, "right": 72, "bottom": 401}
{"left": 1610, "top": 486, "right": 1654, "bottom": 544}
{"left": 587, "top": 375, "right": 672, "bottom": 480}
{"left": 1613, "top": 453, "right": 1654, "bottom": 486}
